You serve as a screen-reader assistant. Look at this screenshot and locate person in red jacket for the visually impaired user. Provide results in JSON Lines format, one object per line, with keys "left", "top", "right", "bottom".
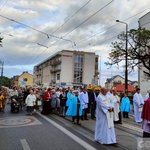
{"left": 41, "top": 88, "right": 52, "bottom": 115}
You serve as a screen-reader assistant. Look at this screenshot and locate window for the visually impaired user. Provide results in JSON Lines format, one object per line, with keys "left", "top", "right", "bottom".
{"left": 23, "top": 78, "right": 27, "bottom": 81}
{"left": 57, "top": 73, "right": 60, "bottom": 80}
{"left": 74, "top": 54, "right": 83, "bottom": 83}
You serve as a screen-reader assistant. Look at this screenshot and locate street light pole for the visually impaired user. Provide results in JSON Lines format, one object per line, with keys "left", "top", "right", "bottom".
{"left": 116, "top": 20, "right": 128, "bottom": 93}
{"left": 99, "top": 55, "right": 101, "bottom": 86}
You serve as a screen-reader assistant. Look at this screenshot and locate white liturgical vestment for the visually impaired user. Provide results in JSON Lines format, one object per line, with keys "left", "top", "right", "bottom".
{"left": 94, "top": 93, "right": 116, "bottom": 144}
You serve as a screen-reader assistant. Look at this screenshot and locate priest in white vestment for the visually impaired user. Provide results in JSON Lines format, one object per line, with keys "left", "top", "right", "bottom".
{"left": 133, "top": 88, "right": 144, "bottom": 123}
{"left": 112, "top": 89, "right": 120, "bottom": 122}
{"left": 94, "top": 87, "right": 117, "bottom": 144}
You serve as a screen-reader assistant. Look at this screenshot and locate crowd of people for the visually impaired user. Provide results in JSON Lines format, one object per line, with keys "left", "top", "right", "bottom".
{"left": 0, "top": 85, "right": 150, "bottom": 144}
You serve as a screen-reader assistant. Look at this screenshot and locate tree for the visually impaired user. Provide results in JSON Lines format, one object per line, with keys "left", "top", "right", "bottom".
{"left": 105, "top": 27, "right": 150, "bottom": 78}
{"left": 0, "top": 37, "right": 3, "bottom": 47}
{"left": 1, "top": 76, "right": 11, "bottom": 87}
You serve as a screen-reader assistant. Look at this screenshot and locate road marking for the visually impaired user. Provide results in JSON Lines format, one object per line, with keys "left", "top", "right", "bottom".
{"left": 119, "top": 123, "right": 142, "bottom": 133}
{"left": 37, "top": 112, "right": 97, "bottom": 150}
{"left": 20, "top": 139, "right": 31, "bottom": 150}
{"left": 0, "top": 116, "right": 42, "bottom": 128}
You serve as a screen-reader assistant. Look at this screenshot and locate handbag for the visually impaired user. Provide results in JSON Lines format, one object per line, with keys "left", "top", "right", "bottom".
{"left": 37, "top": 100, "right": 42, "bottom": 106}
{"left": 138, "top": 107, "right": 142, "bottom": 112}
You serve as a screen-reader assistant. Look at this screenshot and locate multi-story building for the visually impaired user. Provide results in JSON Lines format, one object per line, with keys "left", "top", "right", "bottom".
{"left": 33, "top": 50, "right": 99, "bottom": 88}
{"left": 138, "top": 11, "right": 150, "bottom": 96}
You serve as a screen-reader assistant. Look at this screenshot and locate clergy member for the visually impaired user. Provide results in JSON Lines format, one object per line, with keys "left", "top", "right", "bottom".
{"left": 133, "top": 88, "right": 144, "bottom": 123}
{"left": 112, "top": 87, "right": 121, "bottom": 124}
{"left": 141, "top": 95, "right": 150, "bottom": 137}
{"left": 94, "top": 87, "right": 117, "bottom": 144}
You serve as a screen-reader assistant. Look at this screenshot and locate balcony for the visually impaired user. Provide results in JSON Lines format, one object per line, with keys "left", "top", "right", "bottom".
{"left": 50, "top": 68, "right": 61, "bottom": 73}
{"left": 51, "top": 59, "right": 61, "bottom": 66}
{"left": 35, "top": 72, "right": 42, "bottom": 76}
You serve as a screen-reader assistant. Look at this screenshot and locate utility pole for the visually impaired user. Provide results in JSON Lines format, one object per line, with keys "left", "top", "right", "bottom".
{"left": 0, "top": 61, "right": 4, "bottom": 87}
{"left": 116, "top": 20, "right": 128, "bottom": 93}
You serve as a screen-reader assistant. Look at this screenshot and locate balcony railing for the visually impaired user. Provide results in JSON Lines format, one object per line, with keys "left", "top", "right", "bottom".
{"left": 50, "top": 68, "right": 61, "bottom": 73}
{"left": 51, "top": 59, "right": 61, "bottom": 66}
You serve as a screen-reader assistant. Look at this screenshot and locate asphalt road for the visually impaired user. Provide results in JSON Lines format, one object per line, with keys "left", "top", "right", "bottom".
{"left": 0, "top": 105, "right": 100, "bottom": 150}
{"left": 0, "top": 104, "right": 144, "bottom": 150}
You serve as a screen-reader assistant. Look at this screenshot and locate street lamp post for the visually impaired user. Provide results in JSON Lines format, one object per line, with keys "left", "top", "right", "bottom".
{"left": 116, "top": 20, "right": 128, "bottom": 93}
{"left": 99, "top": 55, "right": 101, "bottom": 86}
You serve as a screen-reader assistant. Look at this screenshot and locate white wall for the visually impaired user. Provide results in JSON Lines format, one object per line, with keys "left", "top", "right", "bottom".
{"left": 83, "top": 53, "right": 95, "bottom": 84}
{"left": 61, "top": 51, "right": 74, "bottom": 84}
{"left": 139, "top": 12, "right": 150, "bottom": 96}
{"left": 43, "top": 66, "right": 51, "bottom": 86}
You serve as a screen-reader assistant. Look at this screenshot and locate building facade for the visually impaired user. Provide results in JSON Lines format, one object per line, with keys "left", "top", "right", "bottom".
{"left": 105, "top": 75, "right": 138, "bottom": 91}
{"left": 10, "top": 71, "right": 33, "bottom": 87}
{"left": 105, "top": 75, "right": 125, "bottom": 90}
{"left": 18, "top": 71, "right": 33, "bottom": 87}
{"left": 10, "top": 75, "right": 19, "bottom": 88}
{"left": 139, "top": 11, "right": 150, "bottom": 96}
{"left": 33, "top": 50, "right": 99, "bottom": 88}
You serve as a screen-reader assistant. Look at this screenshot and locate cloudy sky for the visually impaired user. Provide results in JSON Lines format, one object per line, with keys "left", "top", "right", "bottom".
{"left": 0, "top": 0, "right": 149, "bottom": 85}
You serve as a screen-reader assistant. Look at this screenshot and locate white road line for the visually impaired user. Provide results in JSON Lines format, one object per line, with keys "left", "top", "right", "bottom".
{"left": 20, "top": 139, "right": 31, "bottom": 150}
{"left": 37, "top": 112, "right": 97, "bottom": 150}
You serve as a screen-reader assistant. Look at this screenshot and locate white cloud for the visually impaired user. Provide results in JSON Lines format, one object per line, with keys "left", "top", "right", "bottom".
{"left": 0, "top": 0, "right": 149, "bottom": 85}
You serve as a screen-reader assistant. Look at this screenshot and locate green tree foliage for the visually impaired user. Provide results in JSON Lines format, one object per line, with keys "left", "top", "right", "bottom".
{"left": 1, "top": 76, "right": 11, "bottom": 87}
{"left": 105, "top": 27, "right": 150, "bottom": 78}
{"left": 0, "top": 37, "right": 3, "bottom": 47}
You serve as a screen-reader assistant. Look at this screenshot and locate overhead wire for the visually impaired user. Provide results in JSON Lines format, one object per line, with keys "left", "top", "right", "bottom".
{"left": 0, "top": 13, "right": 77, "bottom": 66}
{"left": 0, "top": 0, "right": 114, "bottom": 56}
{"left": 76, "top": 8, "right": 150, "bottom": 45}
{"left": 51, "top": 0, "right": 92, "bottom": 35}
{"left": 37, "top": 0, "right": 92, "bottom": 48}
{"left": 0, "top": 0, "right": 9, "bottom": 12}
{"left": 1, "top": 1, "right": 149, "bottom": 71}
{"left": 35, "top": 0, "right": 114, "bottom": 58}
{"left": 61, "top": 0, "right": 114, "bottom": 39}
{"left": 23, "top": 0, "right": 92, "bottom": 66}
{"left": 28, "top": 0, "right": 115, "bottom": 65}
{"left": 37, "top": 0, "right": 91, "bottom": 46}
{"left": 0, "top": 14, "right": 72, "bottom": 42}
{"left": 0, "top": 32, "right": 13, "bottom": 37}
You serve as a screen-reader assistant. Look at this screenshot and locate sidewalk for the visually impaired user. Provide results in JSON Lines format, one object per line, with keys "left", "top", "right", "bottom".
{"left": 62, "top": 113, "right": 141, "bottom": 150}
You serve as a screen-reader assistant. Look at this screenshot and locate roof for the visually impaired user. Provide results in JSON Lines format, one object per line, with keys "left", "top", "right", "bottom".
{"left": 106, "top": 75, "right": 124, "bottom": 83}
{"left": 139, "top": 11, "right": 150, "bottom": 20}
{"left": 19, "top": 71, "right": 33, "bottom": 77}
{"left": 130, "top": 81, "right": 138, "bottom": 85}
{"left": 112, "top": 84, "right": 136, "bottom": 92}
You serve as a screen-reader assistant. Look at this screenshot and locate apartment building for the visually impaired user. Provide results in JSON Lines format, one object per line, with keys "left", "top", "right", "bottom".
{"left": 138, "top": 11, "right": 150, "bottom": 96}
{"left": 33, "top": 50, "right": 99, "bottom": 88}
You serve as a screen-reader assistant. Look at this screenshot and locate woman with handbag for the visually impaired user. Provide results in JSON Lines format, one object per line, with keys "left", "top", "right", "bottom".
{"left": 34, "top": 89, "right": 41, "bottom": 112}
{"left": 25, "top": 90, "right": 36, "bottom": 115}
{"left": 59, "top": 88, "right": 67, "bottom": 117}
{"left": 41, "top": 88, "right": 51, "bottom": 115}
